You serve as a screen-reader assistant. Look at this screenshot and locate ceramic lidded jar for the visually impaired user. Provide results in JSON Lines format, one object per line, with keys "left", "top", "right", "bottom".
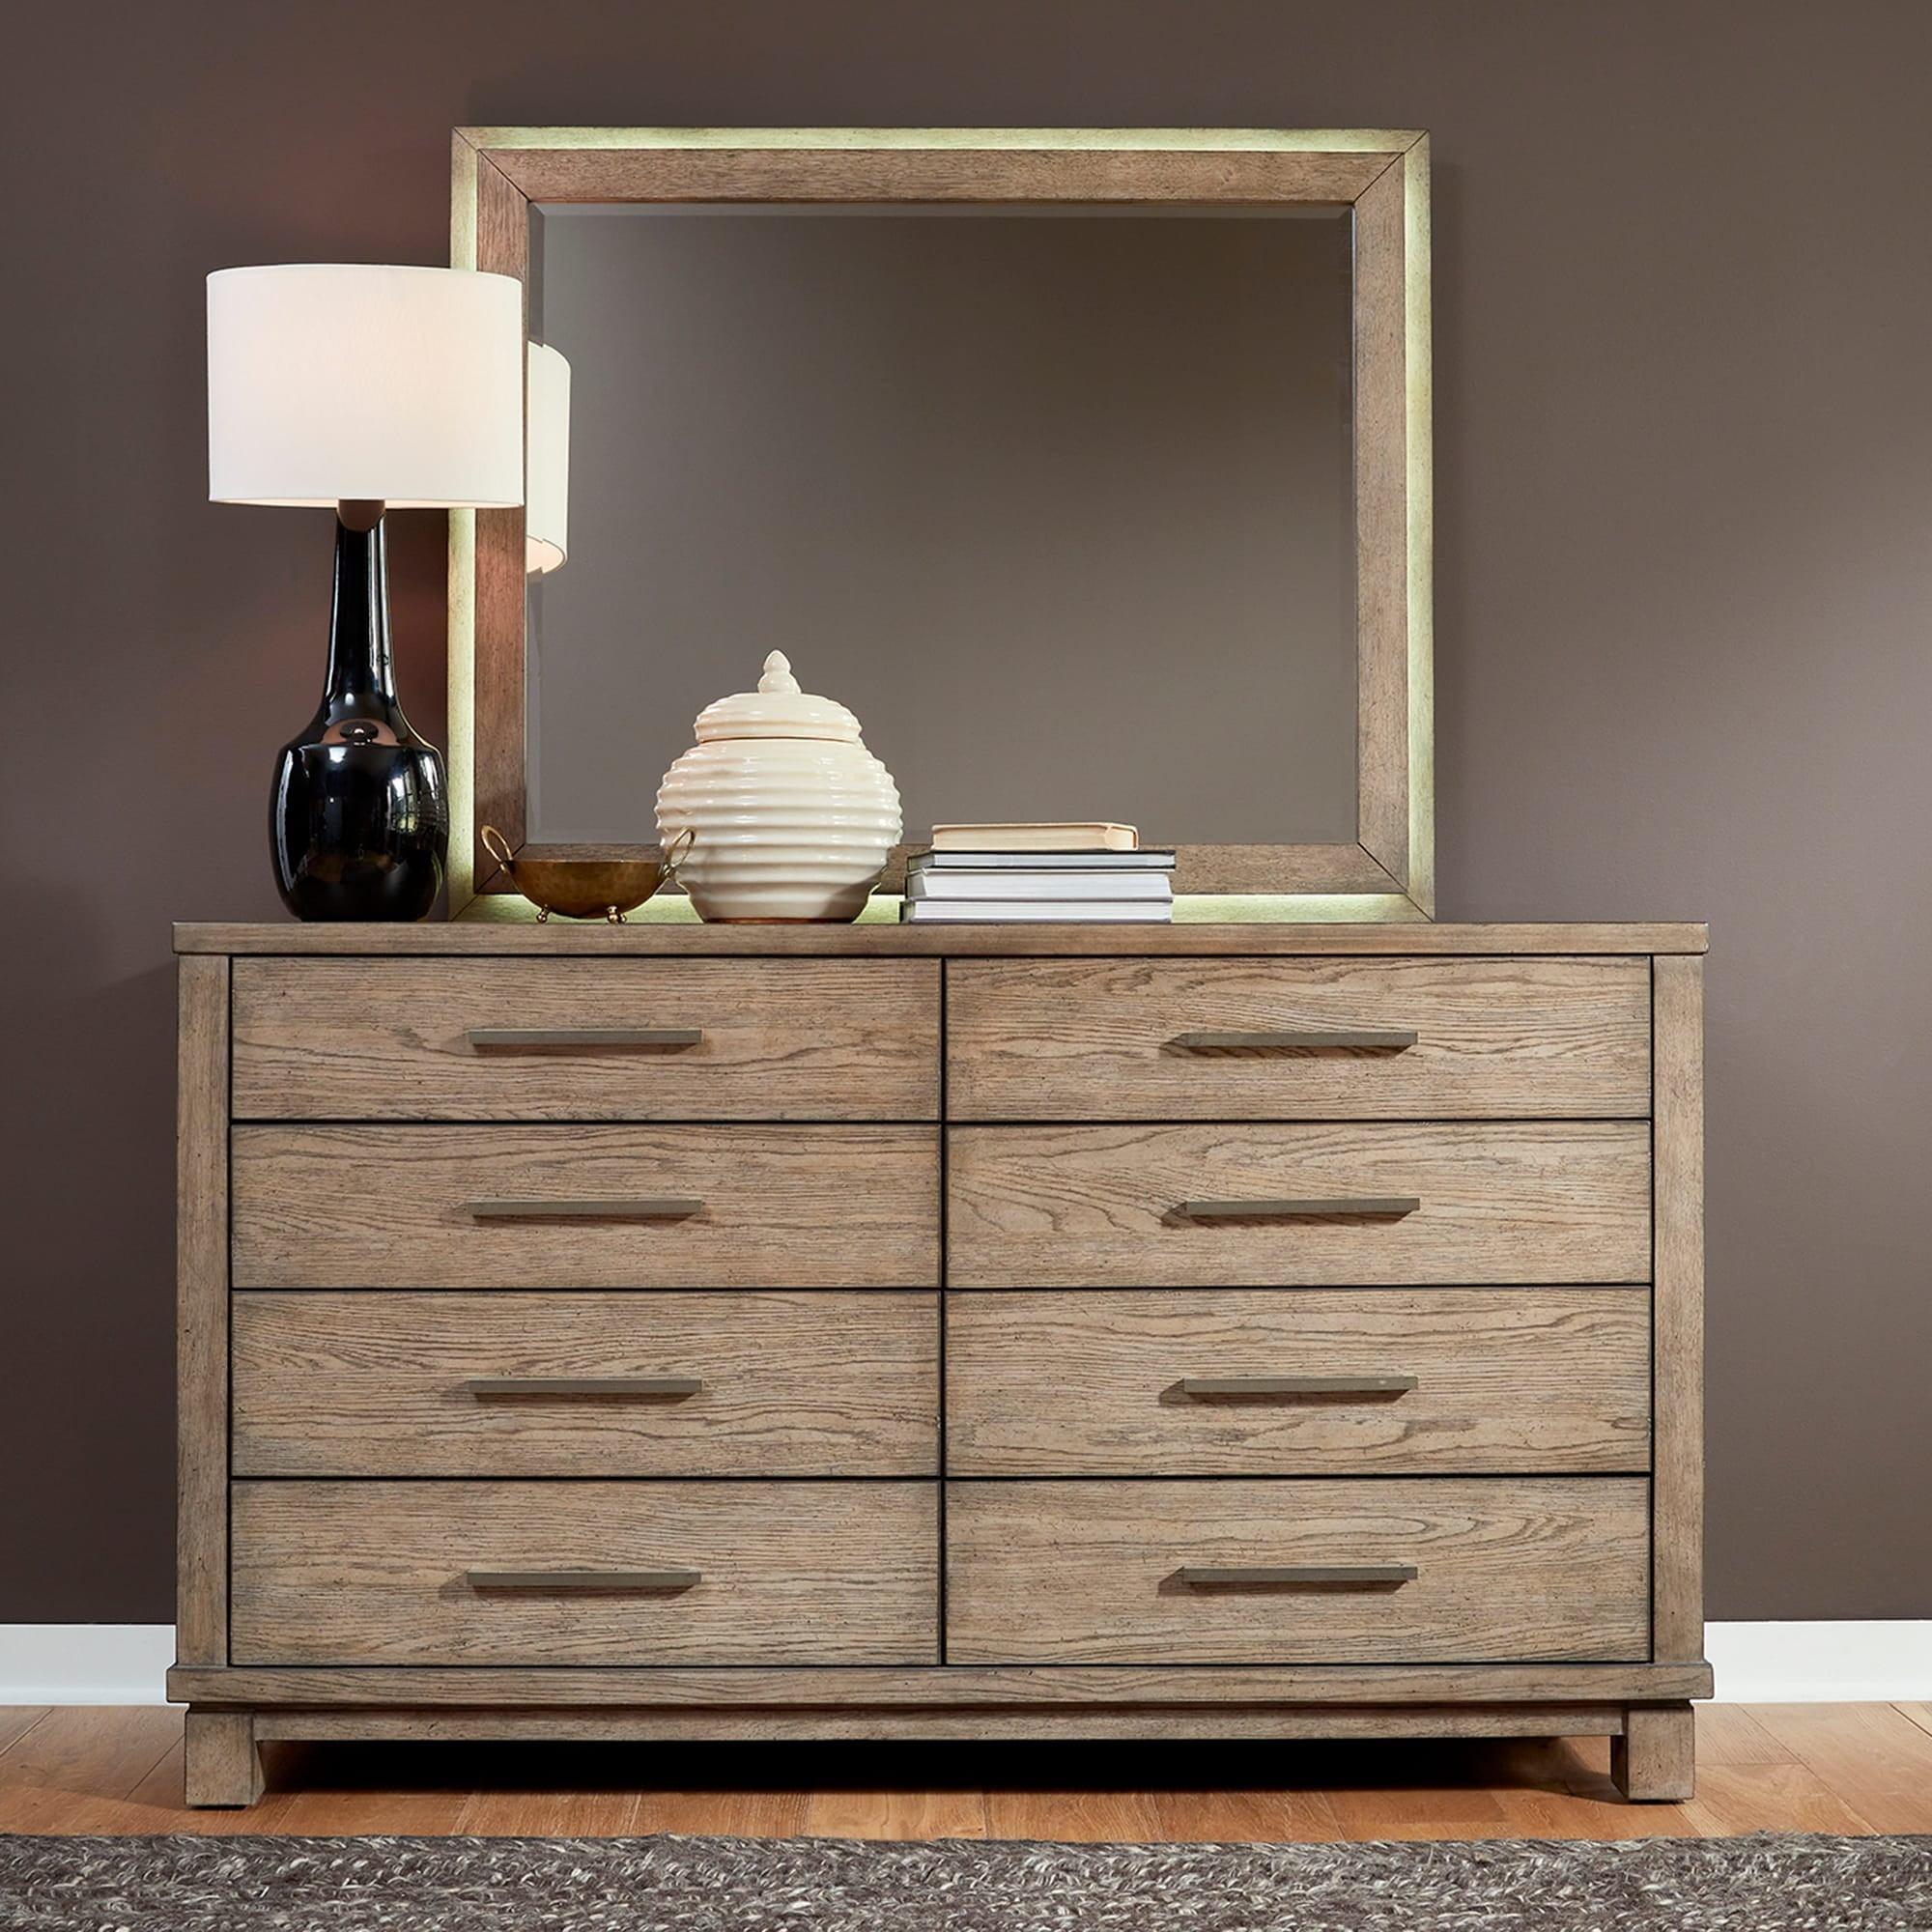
{"left": 656, "top": 652, "right": 902, "bottom": 923}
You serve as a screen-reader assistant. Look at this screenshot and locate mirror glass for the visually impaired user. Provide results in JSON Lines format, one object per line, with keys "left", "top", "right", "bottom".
{"left": 526, "top": 204, "right": 1356, "bottom": 847}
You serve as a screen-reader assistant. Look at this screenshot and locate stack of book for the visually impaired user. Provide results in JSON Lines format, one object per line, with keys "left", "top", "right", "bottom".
{"left": 901, "top": 822, "right": 1174, "bottom": 923}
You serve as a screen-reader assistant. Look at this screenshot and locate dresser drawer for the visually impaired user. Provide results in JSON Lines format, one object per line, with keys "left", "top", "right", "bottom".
{"left": 947, "top": 1123, "right": 1650, "bottom": 1287}
{"left": 947, "top": 957, "right": 1650, "bottom": 1121}
{"left": 233, "top": 1292, "right": 938, "bottom": 1477}
{"left": 231, "top": 1125, "right": 938, "bottom": 1289}
{"left": 946, "top": 1477, "right": 1649, "bottom": 1663}
{"left": 946, "top": 1290, "right": 1650, "bottom": 1475}
{"left": 231, "top": 1480, "right": 937, "bottom": 1664}
{"left": 230, "top": 957, "right": 939, "bottom": 1121}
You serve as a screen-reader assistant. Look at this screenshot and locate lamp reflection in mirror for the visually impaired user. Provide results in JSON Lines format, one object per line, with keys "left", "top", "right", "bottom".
{"left": 207, "top": 263, "right": 523, "bottom": 920}
{"left": 526, "top": 343, "right": 571, "bottom": 574}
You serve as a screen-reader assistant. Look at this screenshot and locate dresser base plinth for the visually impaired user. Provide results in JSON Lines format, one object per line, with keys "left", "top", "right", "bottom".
{"left": 181, "top": 1693, "right": 1702, "bottom": 1804}
{"left": 248, "top": 1702, "right": 1636, "bottom": 1746}
{"left": 171, "top": 1662, "right": 1715, "bottom": 1709}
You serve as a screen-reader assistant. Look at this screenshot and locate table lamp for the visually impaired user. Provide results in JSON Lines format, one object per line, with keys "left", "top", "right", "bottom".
{"left": 208, "top": 264, "right": 524, "bottom": 920}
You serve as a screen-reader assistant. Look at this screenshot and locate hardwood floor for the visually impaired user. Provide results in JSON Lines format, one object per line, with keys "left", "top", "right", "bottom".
{"left": 2, "top": 1705, "right": 1930, "bottom": 1838}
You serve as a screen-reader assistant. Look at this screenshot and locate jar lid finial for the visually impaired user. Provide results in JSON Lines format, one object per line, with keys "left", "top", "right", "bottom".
{"left": 690, "top": 649, "right": 862, "bottom": 744}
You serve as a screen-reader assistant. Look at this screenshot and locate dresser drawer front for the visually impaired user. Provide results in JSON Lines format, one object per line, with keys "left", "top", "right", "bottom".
{"left": 946, "top": 1478, "right": 1649, "bottom": 1664}
{"left": 232, "top": 1480, "right": 937, "bottom": 1664}
{"left": 948, "top": 957, "right": 1651, "bottom": 1121}
{"left": 946, "top": 1290, "right": 1650, "bottom": 1476}
{"left": 231, "top": 1125, "right": 939, "bottom": 1289}
{"left": 947, "top": 1123, "right": 1650, "bottom": 1287}
{"left": 231, "top": 957, "right": 940, "bottom": 1121}
{"left": 234, "top": 1292, "right": 938, "bottom": 1477}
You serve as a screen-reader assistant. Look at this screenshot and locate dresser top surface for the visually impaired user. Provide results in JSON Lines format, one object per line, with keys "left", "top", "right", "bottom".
{"left": 177, "top": 904, "right": 1707, "bottom": 957}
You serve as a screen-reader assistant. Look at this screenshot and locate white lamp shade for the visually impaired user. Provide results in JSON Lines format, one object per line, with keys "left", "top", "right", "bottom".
{"left": 208, "top": 265, "right": 524, "bottom": 508}
{"left": 526, "top": 342, "right": 571, "bottom": 572}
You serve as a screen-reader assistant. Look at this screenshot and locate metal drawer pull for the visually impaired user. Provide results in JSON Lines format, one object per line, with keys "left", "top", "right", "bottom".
{"left": 1177, "top": 1375, "right": 1418, "bottom": 1400}
{"left": 1176, "top": 1564, "right": 1418, "bottom": 1589}
{"left": 466, "top": 1028, "right": 702, "bottom": 1052}
{"left": 463, "top": 1377, "right": 703, "bottom": 1401}
{"left": 466, "top": 1198, "right": 703, "bottom": 1221}
{"left": 1176, "top": 1197, "right": 1420, "bottom": 1221}
{"left": 466, "top": 1569, "right": 700, "bottom": 1593}
{"left": 1170, "top": 1029, "right": 1418, "bottom": 1052}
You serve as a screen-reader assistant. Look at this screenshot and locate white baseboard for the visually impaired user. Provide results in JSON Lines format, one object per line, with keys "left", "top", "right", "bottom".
{"left": 1704, "top": 1621, "right": 1932, "bottom": 1702}
{"left": 1, "top": 1621, "right": 1927, "bottom": 1707}
{"left": 0, "top": 1626, "right": 177, "bottom": 1705}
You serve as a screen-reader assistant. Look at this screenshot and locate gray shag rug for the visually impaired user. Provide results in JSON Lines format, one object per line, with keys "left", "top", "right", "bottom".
{"left": 1, "top": 1832, "right": 1928, "bottom": 1930}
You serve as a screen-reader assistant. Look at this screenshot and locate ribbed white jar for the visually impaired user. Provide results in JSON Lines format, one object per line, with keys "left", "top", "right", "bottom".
{"left": 656, "top": 652, "right": 902, "bottom": 923}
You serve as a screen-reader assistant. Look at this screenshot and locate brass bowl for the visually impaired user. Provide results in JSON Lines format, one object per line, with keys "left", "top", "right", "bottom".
{"left": 480, "top": 826, "right": 693, "bottom": 923}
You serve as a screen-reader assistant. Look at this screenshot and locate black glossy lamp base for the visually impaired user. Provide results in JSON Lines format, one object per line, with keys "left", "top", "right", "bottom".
{"left": 271, "top": 739, "right": 448, "bottom": 922}
{"left": 271, "top": 508, "right": 449, "bottom": 923}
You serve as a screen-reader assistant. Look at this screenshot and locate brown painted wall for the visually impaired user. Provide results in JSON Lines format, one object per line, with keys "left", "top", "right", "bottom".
{"left": 4, "top": 0, "right": 1928, "bottom": 1622}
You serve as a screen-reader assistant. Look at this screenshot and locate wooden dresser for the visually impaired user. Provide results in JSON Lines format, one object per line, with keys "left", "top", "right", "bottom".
{"left": 171, "top": 918, "right": 1708, "bottom": 1805}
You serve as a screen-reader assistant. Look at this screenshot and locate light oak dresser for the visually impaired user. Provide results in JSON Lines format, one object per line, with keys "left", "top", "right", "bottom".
{"left": 171, "top": 917, "right": 1708, "bottom": 1804}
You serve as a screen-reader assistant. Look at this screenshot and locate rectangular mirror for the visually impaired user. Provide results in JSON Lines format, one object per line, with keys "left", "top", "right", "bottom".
{"left": 451, "top": 130, "right": 1432, "bottom": 915}
{"left": 529, "top": 204, "right": 1357, "bottom": 849}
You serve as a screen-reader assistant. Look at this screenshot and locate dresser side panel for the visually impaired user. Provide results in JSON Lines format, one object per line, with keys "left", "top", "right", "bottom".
{"left": 1651, "top": 953, "right": 1705, "bottom": 1661}
{"left": 176, "top": 952, "right": 230, "bottom": 1665}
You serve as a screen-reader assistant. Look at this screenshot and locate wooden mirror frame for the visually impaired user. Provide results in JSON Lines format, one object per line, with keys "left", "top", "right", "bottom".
{"left": 448, "top": 128, "right": 1433, "bottom": 919}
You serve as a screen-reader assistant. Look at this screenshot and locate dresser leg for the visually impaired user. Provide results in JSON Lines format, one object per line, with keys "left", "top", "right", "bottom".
{"left": 184, "top": 1710, "right": 265, "bottom": 1807}
{"left": 1610, "top": 1702, "right": 1694, "bottom": 1802}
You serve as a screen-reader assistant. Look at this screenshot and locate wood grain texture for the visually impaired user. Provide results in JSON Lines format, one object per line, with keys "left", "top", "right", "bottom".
{"left": 175, "top": 953, "right": 228, "bottom": 1667}
{"left": 1748, "top": 1703, "right": 1932, "bottom": 1833}
{"left": 247, "top": 1704, "right": 1631, "bottom": 1746}
{"left": 453, "top": 1781, "right": 638, "bottom": 1837}
{"left": 803, "top": 1786, "right": 988, "bottom": 1838}
{"left": 487, "top": 145, "right": 1403, "bottom": 206}
{"left": 0, "top": 1707, "right": 185, "bottom": 1833}
{"left": 947, "top": 1122, "right": 1651, "bottom": 1288}
{"left": 945, "top": 1289, "right": 1649, "bottom": 1475}
{"left": 946, "top": 956, "right": 1649, "bottom": 1121}
{"left": 230, "top": 1124, "right": 938, "bottom": 1289}
{"left": 166, "top": 1660, "right": 1714, "bottom": 1708}
{"left": 233, "top": 1291, "right": 938, "bottom": 1477}
{"left": 183, "top": 1713, "right": 262, "bottom": 1808}
{"left": 1167, "top": 844, "right": 1406, "bottom": 896}
{"left": 462, "top": 128, "right": 1424, "bottom": 153}
{"left": 453, "top": 131, "right": 1429, "bottom": 909}
{"left": 171, "top": 921, "right": 1702, "bottom": 1798}
{"left": 1679, "top": 1759, "right": 1875, "bottom": 1837}
{"left": 469, "top": 153, "right": 529, "bottom": 900}
{"left": 231, "top": 957, "right": 941, "bottom": 1121}
{"left": 1652, "top": 955, "right": 1705, "bottom": 1662}
{"left": 176, "top": 921, "right": 1709, "bottom": 956}
{"left": 0, "top": 1710, "right": 48, "bottom": 1757}
{"left": 1149, "top": 1785, "right": 1345, "bottom": 1844}
{"left": 1394, "top": 138, "right": 1433, "bottom": 913}
{"left": 230, "top": 1481, "right": 938, "bottom": 1666}
{"left": 1613, "top": 1702, "right": 1696, "bottom": 1801}
{"left": 1352, "top": 156, "right": 1409, "bottom": 891}
{"left": 985, "top": 1787, "right": 1165, "bottom": 1843}
{"left": 946, "top": 1478, "right": 1650, "bottom": 1665}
